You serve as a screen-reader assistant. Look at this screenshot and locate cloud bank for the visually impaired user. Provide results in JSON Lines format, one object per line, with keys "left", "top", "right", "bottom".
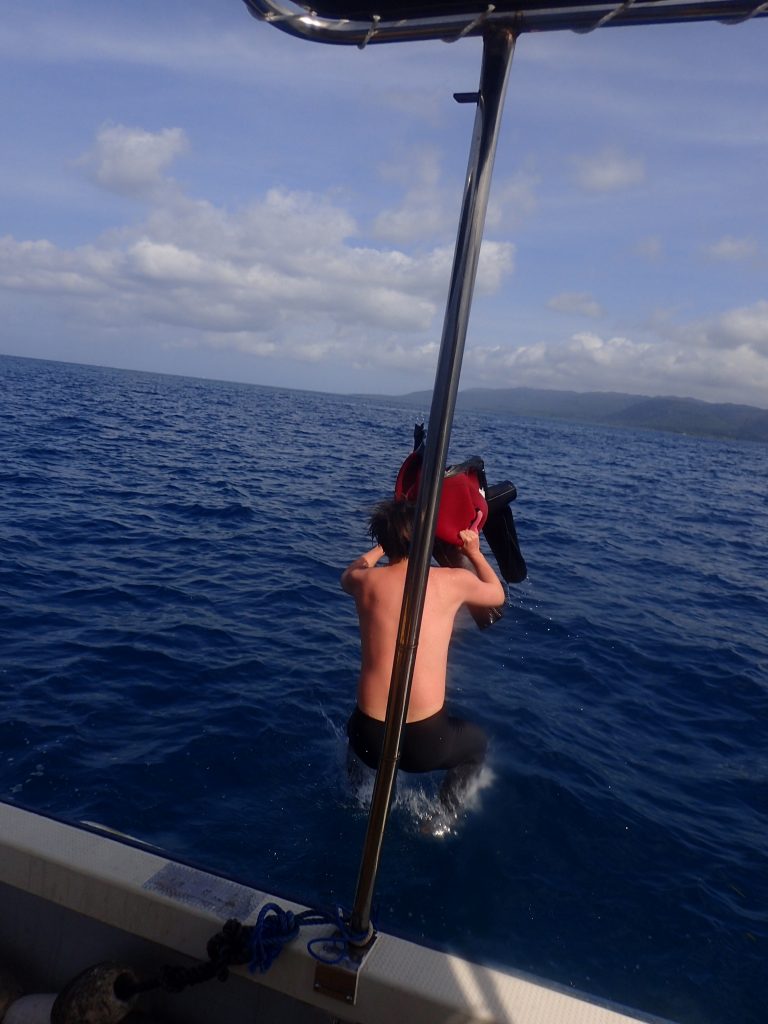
{"left": 0, "top": 125, "right": 515, "bottom": 380}
{"left": 1, "top": 122, "right": 767, "bottom": 407}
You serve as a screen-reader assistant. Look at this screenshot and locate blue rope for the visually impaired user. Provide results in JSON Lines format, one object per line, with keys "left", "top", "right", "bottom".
{"left": 305, "top": 905, "right": 369, "bottom": 965}
{"left": 248, "top": 903, "right": 300, "bottom": 973}
{"left": 247, "top": 902, "right": 371, "bottom": 973}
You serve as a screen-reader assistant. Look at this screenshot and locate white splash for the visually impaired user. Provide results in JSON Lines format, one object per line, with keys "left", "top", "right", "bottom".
{"left": 346, "top": 752, "right": 496, "bottom": 840}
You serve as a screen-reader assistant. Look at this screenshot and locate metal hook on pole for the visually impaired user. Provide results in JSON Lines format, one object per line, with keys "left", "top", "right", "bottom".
{"left": 443, "top": 4, "right": 496, "bottom": 42}
{"left": 358, "top": 13, "right": 381, "bottom": 47}
{"left": 573, "top": 0, "right": 637, "bottom": 34}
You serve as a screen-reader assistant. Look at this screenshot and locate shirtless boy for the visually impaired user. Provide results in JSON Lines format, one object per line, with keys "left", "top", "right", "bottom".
{"left": 342, "top": 499, "right": 505, "bottom": 811}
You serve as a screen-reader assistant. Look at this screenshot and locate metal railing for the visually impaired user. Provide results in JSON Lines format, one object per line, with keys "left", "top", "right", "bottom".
{"left": 243, "top": 0, "right": 768, "bottom": 46}
{"left": 346, "top": 25, "right": 517, "bottom": 940}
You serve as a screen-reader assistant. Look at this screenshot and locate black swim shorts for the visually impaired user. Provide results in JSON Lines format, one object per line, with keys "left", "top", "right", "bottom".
{"left": 346, "top": 705, "right": 487, "bottom": 774}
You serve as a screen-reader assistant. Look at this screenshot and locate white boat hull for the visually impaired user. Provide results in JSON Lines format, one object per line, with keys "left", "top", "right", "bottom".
{"left": 0, "top": 801, "right": 673, "bottom": 1024}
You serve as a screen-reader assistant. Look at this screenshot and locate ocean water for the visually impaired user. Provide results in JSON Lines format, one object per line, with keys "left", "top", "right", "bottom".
{"left": 1, "top": 353, "right": 766, "bottom": 1024}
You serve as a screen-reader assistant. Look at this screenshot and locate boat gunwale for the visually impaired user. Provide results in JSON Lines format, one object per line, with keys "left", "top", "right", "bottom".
{"left": 0, "top": 798, "right": 674, "bottom": 1024}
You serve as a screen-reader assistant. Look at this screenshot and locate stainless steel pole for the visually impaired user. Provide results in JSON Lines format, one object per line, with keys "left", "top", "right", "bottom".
{"left": 350, "top": 27, "right": 517, "bottom": 941}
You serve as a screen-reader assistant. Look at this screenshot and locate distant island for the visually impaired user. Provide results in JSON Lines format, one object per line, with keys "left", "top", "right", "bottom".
{"left": 358, "top": 387, "right": 768, "bottom": 444}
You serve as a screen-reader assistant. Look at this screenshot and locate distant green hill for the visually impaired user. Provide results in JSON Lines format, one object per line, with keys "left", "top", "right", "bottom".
{"left": 360, "top": 387, "right": 768, "bottom": 443}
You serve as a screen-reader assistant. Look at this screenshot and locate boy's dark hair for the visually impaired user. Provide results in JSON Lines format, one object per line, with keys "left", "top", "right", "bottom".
{"left": 369, "top": 499, "right": 415, "bottom": 561}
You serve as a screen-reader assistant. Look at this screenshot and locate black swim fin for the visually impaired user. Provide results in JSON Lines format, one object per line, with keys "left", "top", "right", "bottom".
{"left": 482, "top": 482, "right": 528, "bottom": 584}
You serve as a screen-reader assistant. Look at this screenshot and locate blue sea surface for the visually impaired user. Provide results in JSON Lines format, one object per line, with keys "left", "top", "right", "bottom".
{"left": 1, "top": 353, "right": 766, "bottom": 1024}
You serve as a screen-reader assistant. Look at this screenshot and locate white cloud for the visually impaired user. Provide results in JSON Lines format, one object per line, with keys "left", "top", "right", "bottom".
{"left": 704, "top": 236, "right": 759, "bottom": 261}
{"left": 716, "top": 300, "right": 768, "bottom": 353}
{"left": 573, "top": 147, "right": 646, "bottom": 192}
{"left": 0, "top": 236, "right": 106, "bottom": 295}
{"left": 79, "top": 124, "right": 189, "bottom": 197}
{"left": 373, "top": 148, "right": 536, "bottom": 244}
{"left": 477, "top": 241, "right": 516, "bottom": 292}
{"left": 465, "top": 331, "right": 654, "bottom": 391}
{"left": 462, "top": 303, "right": 768, "bottom": 407}
{"left": 548, "top": 291, "right": 602, "bottom": 318}
{"left": 373, "top": 147, "right": 449, "bottom": 244}
{"left": 485, "top": 173, "right": 539, "bottom": 231}
{"left": 351, "top": 339, "right": 440, "bottom": 374}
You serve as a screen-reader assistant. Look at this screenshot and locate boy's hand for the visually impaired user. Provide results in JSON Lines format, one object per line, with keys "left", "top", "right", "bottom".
{"left": 459, "top": 529, "right": 480, "bottom": 556}
{"left": 458, "top": 528, "right": 505, "bottom": 605}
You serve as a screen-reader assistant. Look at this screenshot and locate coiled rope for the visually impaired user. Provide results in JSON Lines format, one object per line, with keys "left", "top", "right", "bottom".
{"left": 249, "top": 902, "right": 368, "bottom": 971}
{"left": 115, "top": 903, "right": 371, "bottom": 1000}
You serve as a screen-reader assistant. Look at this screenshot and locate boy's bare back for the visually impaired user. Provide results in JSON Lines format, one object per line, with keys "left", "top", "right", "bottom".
{"left": 341, "top": 530, "right": 504, "bottom": 723}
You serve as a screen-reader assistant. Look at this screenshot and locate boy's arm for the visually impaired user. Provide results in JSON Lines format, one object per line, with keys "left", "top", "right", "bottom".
{"left": 457, "top": 530, "right": 506, "bottom": 607}
{"left": 340, "top": 544, "right": 385, "bottom": 593}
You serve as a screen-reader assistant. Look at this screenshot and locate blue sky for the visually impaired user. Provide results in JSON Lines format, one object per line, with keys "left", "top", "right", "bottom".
{"left": 2, "top": 1, "right": 767, "bottom": 406}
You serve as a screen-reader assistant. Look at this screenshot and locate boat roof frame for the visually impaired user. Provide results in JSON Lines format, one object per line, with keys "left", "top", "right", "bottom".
{"left": 242, "top": 0, "right": 768, "bottom": 46}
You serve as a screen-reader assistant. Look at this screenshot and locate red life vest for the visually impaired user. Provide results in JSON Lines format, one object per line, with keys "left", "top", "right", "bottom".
{"left": 394, "top": 449, "right": 488, "bottom": 546}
